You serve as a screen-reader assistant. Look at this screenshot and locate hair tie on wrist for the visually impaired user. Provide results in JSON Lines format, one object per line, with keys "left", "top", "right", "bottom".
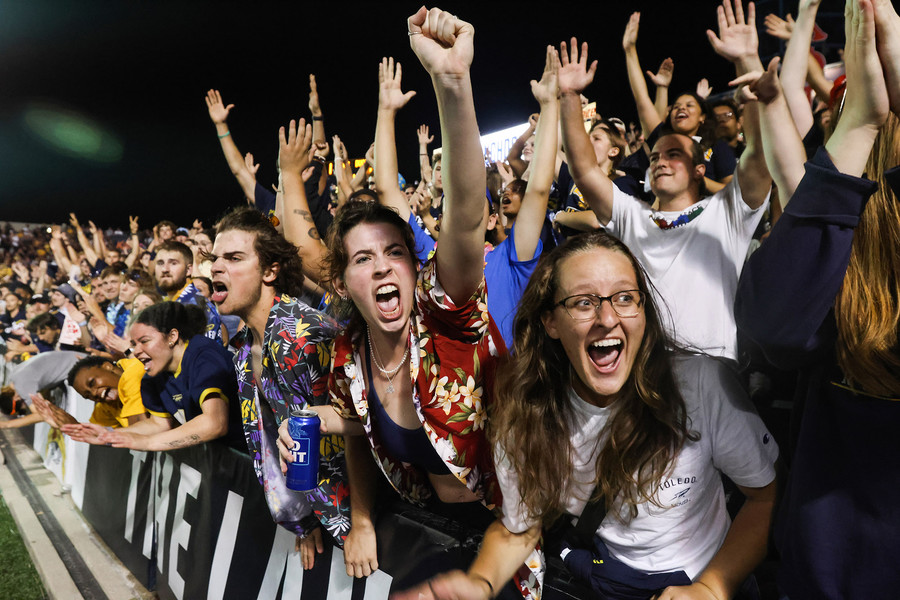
{"left": 218, "top": 130, "right": 231, "bottom": 139}
{"left": 470, "top": 574, "right": 494, "bottom": 598}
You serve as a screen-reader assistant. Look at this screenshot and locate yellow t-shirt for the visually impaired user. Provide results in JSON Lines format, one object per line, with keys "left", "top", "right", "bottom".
{"left": 89, "top": 358, "right": 147, "bottom": 428}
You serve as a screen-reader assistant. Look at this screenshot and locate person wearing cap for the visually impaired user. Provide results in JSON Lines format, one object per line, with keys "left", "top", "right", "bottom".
{"left": 24, "top": 293, "right": 53, "bottom": 322}
{"left": 174, "top": 227, "right": 191, "bottom": 243}
{"left": 48, "top": 284, "right": 91, "bottom": 351}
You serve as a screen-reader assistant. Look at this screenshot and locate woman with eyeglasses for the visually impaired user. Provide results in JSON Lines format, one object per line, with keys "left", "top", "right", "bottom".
{"left": 399, "top": 230, "right": 778, "bottom": 600}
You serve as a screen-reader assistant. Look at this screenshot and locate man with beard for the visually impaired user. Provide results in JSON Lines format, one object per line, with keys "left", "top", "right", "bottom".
{"left": 154, "top": 241, "right": 224, "bottom": 343}
{"left": 208, "top": 206, "right": 352, "bottom": 570}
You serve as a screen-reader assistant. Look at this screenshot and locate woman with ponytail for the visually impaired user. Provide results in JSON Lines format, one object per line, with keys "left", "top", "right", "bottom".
{"left": 77, "top": 301, "right": 243, "bottom": 451}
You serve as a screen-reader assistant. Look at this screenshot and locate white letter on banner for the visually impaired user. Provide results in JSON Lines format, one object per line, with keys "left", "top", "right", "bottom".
{"left": 169, "top": 462, "right": 201, "bottom": 600}
{"left": 257, "top": 527, "right": 299, "bottom": 600}
{"left": 327, "top": 547, "right": 353, "bottom": 600}
{"left": 207, "top": 490, "right": 243, "bottom": 600}
{"left": 125, "top": 450, "right": 147, "bottom": 543}
{"left": 155, "top": 453, "right": 174, "bottom": 574}
{"left": 362, "top": 570, "right": 392, "bottom": 600}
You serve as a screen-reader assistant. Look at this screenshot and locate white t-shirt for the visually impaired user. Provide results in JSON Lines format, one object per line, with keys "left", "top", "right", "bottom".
{"left": 497, "top": 354, "right": 778, "bottom": 579}
{"left": 605, "top": 173, "right": 768, "bottom": 359}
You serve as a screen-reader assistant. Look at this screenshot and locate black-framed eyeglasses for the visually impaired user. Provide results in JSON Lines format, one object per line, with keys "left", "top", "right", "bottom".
{"left": 557, "top": 290, "right": 645, "bottom": 320}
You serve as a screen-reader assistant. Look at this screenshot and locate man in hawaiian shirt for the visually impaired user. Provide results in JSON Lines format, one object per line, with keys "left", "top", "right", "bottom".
{"left": 209, "top": 206, "right": 351, "bottom": 569}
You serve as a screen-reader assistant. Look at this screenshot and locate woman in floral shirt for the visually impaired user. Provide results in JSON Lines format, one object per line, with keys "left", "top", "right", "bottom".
{"left": 309, "top": 9, "right": 539, "bottom": 598}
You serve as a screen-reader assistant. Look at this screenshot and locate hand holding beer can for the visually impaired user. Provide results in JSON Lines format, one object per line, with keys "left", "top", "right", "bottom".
{"left": 285, "top": 409, "right": 321, "bottom": 492}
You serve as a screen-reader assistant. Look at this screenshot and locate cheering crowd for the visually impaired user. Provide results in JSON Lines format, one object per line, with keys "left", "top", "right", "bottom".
{"left": 1, "top": 1, "right": 899, "bottom": 598}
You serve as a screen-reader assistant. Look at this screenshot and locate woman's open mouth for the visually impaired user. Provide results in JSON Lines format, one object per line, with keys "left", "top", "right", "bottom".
{"left": 587, "top": 338, "right": 622, "bottom": 372}
{"left": 375, "top": 284, "right": 402, "bottom": 319}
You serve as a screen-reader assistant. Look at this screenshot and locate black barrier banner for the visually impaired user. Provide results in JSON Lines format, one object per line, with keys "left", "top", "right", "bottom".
{"left": 80, "top": 439, "right": 580, "bottom": 599}
{"left": 82, "top": 445, "right": 155, "bottom": 589}
{"left": 82, "top": 440, "right": 394, "bottom": 599}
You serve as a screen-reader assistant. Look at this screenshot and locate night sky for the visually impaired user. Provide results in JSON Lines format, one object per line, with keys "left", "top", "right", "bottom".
{"left": 1, "top": 0, "right": 845, "bottom": 229}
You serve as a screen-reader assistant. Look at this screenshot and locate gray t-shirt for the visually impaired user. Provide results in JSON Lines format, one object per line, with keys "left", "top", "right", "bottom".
{"left": 12, "top": 351, "right": 85, "bottom": 404}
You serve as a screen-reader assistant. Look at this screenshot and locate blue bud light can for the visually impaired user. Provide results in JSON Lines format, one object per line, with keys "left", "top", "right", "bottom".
{"left": 285, "top": 409, "right": 320, "bottom": 492}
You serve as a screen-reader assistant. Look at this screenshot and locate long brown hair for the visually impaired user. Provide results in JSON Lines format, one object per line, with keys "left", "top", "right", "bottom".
{"left": 489, "top": 231, "right": 696, "bottom": 524}
{"left": 834, "top": 113, "right": 900, "bottom": 396}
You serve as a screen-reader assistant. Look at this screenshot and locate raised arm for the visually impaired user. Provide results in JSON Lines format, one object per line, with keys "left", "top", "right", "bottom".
{"left": 506, "top": 114, "right": 537, "bottom": 178}
{"left": 417, "top": 124, "right": 434, "bottom": 182}
{"left": 559, "top": 38, "right": 616, "bottom": 225}
{"left": 806, "top": 53, "right": 834, "bottom": 105}
{"left": 124, "top": 216, "right": 140, "bottom": 268}
{"left": 623, "top": 13, "right": 664, "bottom": 138}
{"left": 205, "top": 89, "right": 257, "bottom": 201}
{"left": 707, "top": 0, "right": 772, "bottom": 208}
{"left": 87, "top": 221, "right": 106, "bottom": 262}
{"left": 349, "top": 145, "right": 373, "bottom": 192}
{"left": 829, "top": 0, "right": 890, "bottom": 177}
{"left": 332, "top": 136, "right": 354, "bottom": 207}
{"left": 514, "top": 46, "right": 559, "bottom": 262}
{"left": 375, "top": 57, "right": 417, "bottom": 222}
{"left": 780, "top": 1, "right": 822, "bottom": 137}
{"left": 69, "top": 213, "right": 98, "bottom": 266}
{"left": 649, "top": 57, "right": 674, "bottom": 122}
{"left": 873, "top": 0, "right": 900, "bottom": 117}
{"left": 308, "top": 74, "right": 326, "bottom": 147}
{"left": 280, "top": 119, "right": 328, "bottom": 283}
{"left": 732, "top": 58, "right": 807, "bottom": 202}
{"left": 49, "top": 227, "right": 73, "bottom": 275}
{"left": 408, "top": 6, "right": 486, "bottom": 302}
{"left": 734, "top": 0, "right": 889, "bottom": 366}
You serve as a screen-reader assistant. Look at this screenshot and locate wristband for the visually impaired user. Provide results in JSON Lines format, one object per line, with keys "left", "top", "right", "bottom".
{"left": 78, "top": 320, "right": 88, "bottom": 327}
{"left": 217, "top": 130, "right": 231, "bottom": 139}
{"left": 420, "top": 153, "right": 428, "bottom": 156}
{"left": 470, "top": 574, "right": 494, "bottom": 599}
{"left": 312, "top": 116, "right": 324, "bottom": 121}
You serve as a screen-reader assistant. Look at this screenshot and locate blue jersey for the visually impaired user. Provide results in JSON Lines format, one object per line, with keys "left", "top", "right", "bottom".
{"left": 175, "top": 281, "right": 223, "bottom": 342}
{"left": 140, "top": 334, "right": 244, "bottom": 449}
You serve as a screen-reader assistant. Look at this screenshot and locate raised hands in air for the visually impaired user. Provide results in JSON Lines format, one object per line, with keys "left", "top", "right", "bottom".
{"left": 559, "top": 38, "right": 598, "bottom": 96}
{"left": 205, "top": 89, "right": 233, "bottom": 125}
{"left": 378, "top": 56, "right": 416, "bottom": 112}
{"left": 407, "top": 7, "right": 474, "bottom": 78}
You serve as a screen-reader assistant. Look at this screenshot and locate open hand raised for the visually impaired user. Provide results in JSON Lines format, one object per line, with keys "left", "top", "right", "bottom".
{"left": 558, "top": 38, "right": 598, "bottom": 96}
{"left": 205, "top": 89, "right": 233, "bottom": 125}
{"left": 378, "top": 57, "right": 416, "bottom": 111}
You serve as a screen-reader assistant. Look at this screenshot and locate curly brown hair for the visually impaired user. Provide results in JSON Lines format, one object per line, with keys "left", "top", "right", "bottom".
{"left": 489, "top": 230, "right": 696, "bottom": 525}
{"left": 213, "top": 206, "right": 306, "bottom": 299}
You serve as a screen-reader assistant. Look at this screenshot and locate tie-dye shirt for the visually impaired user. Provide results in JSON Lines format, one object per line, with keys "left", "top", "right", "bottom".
{"left": 232, "top": 294, "right": 351, "bottom": 542}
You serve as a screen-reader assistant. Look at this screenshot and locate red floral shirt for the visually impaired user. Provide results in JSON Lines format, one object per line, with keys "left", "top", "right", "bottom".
{"left": 329, "top": 257, "right": 505, "bottom": 508}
